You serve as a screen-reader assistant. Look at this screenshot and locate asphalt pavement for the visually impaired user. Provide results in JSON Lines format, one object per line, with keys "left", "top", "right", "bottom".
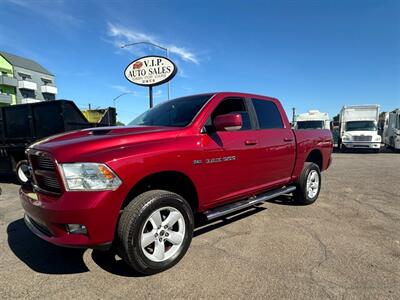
{"left": 0, "top": 152, "right": 399, "bottom": 299}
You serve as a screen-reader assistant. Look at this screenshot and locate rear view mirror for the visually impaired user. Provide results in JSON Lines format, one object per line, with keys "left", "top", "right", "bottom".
{"left": 214, "top": 113, "right": 243, "bottom": 131}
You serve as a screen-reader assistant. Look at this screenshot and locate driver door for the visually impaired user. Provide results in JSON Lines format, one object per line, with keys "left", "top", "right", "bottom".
{"left": 198, "top": 97, "right": 261, "bottom": 206}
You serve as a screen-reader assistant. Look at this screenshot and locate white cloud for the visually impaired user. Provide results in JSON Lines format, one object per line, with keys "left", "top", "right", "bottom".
{"left": 154, "top": 89, "right": 163, "bottom": 98}
{"left": 106, "top": 23, "right": 199, "bottom": 64}
{"left": 110, "top": 85, "right": 140, "bottom": 94}
{"left": 5, "top": 0, "right": 80, "bottom": 29}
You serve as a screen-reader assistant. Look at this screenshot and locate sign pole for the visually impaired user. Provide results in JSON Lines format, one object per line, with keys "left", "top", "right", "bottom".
{"left": 124, "top": 56, "right": 177, "bottom": 109}
{"left": 149, "top": 86, "right": 153, "bottom": 108}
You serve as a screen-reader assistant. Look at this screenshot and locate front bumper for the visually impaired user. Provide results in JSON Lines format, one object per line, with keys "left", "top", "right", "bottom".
{"left": 342, "top": 142, "right": 381, "bottom": 149}
{"left": 20, "top": 185, "right": 125, "bottom": 248}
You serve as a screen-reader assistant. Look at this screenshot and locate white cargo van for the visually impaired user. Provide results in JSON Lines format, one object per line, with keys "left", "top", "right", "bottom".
{"left": 383, "top": 109, "right": 400, "bottom": 151}
{"left": 339, "top": 105, "right": 381, "bottom": 152}
{"left": 294, "top": 110, "right": 330, "bottom": 130}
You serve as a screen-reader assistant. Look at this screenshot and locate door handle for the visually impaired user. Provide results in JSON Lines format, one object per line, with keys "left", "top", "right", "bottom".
{"left": 245, "top": 140, "right": 258, "bottom": 145}
{"left": 283, "top": 137, "right": 294, "bottom": 142}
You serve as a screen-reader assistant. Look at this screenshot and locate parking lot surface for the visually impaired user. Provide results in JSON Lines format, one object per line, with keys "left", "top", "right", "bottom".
{"left": 0, "top": 153, "right": 399, "bottom": 299}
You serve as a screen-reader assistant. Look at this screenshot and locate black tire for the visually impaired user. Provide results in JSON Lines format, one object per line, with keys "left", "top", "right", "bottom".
{"left": 15, "top": 160, "right": 30, "bottom": 185}
{"left": 293, "top": 162, "right": 321, "bottom": 205}
{"left": 117, "top": 190, "right": 194, "bottom": 275}
{"left": 340, "top": 143, "right": 347, "bottom": 153}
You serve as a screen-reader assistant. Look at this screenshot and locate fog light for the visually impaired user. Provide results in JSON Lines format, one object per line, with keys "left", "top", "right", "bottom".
{"left": 66, "top": 224, "right": 87, "bottom": 235}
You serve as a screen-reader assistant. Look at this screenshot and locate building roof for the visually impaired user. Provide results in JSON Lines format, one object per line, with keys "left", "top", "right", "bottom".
{"left": 0, "top": 51, "right": 53, "bottom": 76}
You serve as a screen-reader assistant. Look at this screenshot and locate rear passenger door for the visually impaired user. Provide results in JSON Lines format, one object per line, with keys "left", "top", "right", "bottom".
{"left": 250, "top": 98, "right": 296, "bottom": 187}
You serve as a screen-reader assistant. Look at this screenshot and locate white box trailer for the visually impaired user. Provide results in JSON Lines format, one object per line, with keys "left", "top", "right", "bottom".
{"left": 338, "top": 105, "right": 381, "bottom": 152}
{"left": 294, "top": 110, "right": 330, "bottom": 130}
{"left": 383, "top": 109, "right": 400, "bottom": 150}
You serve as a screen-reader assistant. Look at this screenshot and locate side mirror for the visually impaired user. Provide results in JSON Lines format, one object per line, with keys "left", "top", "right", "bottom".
{"left": 214, "top": 113, "right": 243, "bottom": 131}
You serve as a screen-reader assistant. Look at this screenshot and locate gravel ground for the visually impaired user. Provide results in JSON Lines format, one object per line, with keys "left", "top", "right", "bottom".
{"left": 0, "top": 152, "right": 399, "bottom": 299}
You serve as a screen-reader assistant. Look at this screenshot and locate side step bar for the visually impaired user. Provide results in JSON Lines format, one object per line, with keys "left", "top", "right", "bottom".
{"left": 205, "top": 186, "right": 296, "bottom": 221}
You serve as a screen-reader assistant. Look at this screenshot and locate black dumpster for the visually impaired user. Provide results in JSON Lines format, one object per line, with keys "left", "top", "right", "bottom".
{"left": 0, "top": 100, "right": 115, "bottom": 182}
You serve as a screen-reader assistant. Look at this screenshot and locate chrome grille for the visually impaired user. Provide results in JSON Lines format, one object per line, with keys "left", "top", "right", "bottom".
{"left": 29, "top": 153, "right": 62, "bottom": 195}
{"left": 42, "top": 176, "right": 61, "bottom": 190}
{"left": 37, "top": 156, "right": 55, "bottom": 170}
{"left": 353, "top": 135, "right": 372, "bottom": 142}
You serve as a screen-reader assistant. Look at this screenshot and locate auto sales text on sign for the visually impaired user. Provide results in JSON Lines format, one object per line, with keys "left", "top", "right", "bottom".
{"left": 124, "top": 56, "right": 177, "bottom": 87}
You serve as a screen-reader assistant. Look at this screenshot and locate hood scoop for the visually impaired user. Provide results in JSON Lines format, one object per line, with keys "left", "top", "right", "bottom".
{"left": 89, "top": 129, "right": 113, "bottom": 135}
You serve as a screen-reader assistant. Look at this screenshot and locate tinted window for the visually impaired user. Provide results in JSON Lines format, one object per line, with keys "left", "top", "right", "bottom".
{"left": 252, "top": 99, "right": 283, "bottom": 129}
{"left": 296, "top": 121, "right": 324, "bottom": 130}
{"left": 129, "top": 94, "right": 213, "bottom": 127}
{"left": 345, "top": 121, "right": 376, "bottom": 131}
{"left": 210, "top": 98, "right": 252, "bottom": 130}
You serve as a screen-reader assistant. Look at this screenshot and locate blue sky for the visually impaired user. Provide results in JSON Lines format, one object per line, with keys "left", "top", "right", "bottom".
{"left": 1, "top": 0, "right": 399, "bottom": 124}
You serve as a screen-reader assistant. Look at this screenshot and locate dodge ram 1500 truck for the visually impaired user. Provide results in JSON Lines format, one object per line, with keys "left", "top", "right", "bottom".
{"left": 20, "top": 92, "right": 333, "bottom": 274}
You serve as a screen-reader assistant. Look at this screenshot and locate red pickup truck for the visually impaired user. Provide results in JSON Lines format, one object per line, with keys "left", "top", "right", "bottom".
{"left": 20, "top": 92, "right": 332, "bottom": 274}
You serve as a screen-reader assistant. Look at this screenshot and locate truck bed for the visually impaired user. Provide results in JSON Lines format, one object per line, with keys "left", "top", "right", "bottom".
{"left": 292, "top": 129, "right": 333, "bottom": 179}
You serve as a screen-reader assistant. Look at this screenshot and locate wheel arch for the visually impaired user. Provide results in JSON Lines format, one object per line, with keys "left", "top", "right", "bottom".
{"left": 305, "top": 149, "right": 323, "bottom": 170}
{"left": 122, "top": 171, "right": 199, "bottom": 213}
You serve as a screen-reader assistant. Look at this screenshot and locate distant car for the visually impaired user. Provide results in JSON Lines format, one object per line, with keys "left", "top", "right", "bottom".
{"left": 20, "top": 92, "right": 333, "bottom": 274}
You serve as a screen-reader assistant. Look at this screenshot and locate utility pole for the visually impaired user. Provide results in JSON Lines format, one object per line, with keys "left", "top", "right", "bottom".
{"left": 292, "top": 107, "right": 296, "bottom": 125}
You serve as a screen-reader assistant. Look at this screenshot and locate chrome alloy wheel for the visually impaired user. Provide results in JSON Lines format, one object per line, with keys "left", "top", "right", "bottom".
{"left": 140, "top": 207, "right": 185, "bottom": 262}
{"left": 306, "top": 170, "right": 319, "bottom": 199}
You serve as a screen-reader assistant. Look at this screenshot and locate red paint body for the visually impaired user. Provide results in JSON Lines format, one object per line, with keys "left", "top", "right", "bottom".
{"left": 20, "top": 92, "right": 333, "bottom": 248}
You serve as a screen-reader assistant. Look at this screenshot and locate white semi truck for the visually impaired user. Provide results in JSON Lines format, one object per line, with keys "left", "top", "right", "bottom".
{"left": 294, "top": 110, "right": 330, "bottom": 130}
{"left": 383, "top": 109, "right": 400, "bottom": 151}
{"left": 338, "top": 105, "right": 381, "bottom": 152}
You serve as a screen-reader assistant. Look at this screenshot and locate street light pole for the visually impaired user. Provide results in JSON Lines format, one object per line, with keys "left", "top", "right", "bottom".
{"left": 111, "top": 92, "right": 136, "bottom": 123}
{"left": 112, "top": 92, "right": 135, "bottom": 108}
{"left": 120, "top": 41, "right": 170, "bottom": 100}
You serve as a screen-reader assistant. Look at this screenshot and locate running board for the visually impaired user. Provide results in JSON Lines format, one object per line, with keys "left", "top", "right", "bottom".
{"left": 205, "top": 186, "right": 296, "bottom": 221}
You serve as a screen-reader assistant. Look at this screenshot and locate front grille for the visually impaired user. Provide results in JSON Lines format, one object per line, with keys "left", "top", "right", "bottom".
{"left": 353, "top": 135, "right": 372, "bottom": 142}
{"left": 42, "top": 176, "right": 61, "bottom": 190}
{"left": 29, "top": 153, "right": 62, "bottom": 195}
{"left": 37, "top": 156, "right": 55, "bottom": 170}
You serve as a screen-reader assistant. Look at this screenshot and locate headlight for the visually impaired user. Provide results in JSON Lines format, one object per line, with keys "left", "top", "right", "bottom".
{"left": 373, "top": 136, "right": 381, "bottom": 142}
{"left": 342, "top": 136, "right": 350, "bottom": 141}
{"left": 60, "top": 163, "right": 122, "bottom": 191}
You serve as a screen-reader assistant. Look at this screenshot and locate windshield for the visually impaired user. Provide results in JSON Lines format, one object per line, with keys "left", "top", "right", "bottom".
{"left": 296, "top": 120, "right": 324, "bottom": 129}
{"left": 129, "top": 94, "right": 213, "bottom": 127}
{"left": 346, "top": 121, "right": 377, "bottom": 131}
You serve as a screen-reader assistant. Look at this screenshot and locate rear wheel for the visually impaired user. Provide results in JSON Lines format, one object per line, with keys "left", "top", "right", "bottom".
{"left": 117, "top": 190, "right": 194, "bottom": 274}
{"left": 293, "top": 162, "right": 321, "bottom": 205}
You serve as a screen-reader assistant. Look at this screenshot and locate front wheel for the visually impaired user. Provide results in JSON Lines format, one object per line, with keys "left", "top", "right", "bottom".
{"left": 293, "top": 162, "right": 321, "bottom": 205}
{"left": 117, "top": 190, "right": 194, "bottom": 275}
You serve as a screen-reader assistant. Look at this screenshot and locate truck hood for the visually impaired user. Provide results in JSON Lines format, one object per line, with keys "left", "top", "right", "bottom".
{"left": 29, "top": 125, "right": 182, "bottom": 161}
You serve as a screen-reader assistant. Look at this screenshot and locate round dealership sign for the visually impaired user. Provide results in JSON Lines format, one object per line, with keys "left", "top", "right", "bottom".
{"left": 124, "top": 55, "right": 177, "bottom": 87}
